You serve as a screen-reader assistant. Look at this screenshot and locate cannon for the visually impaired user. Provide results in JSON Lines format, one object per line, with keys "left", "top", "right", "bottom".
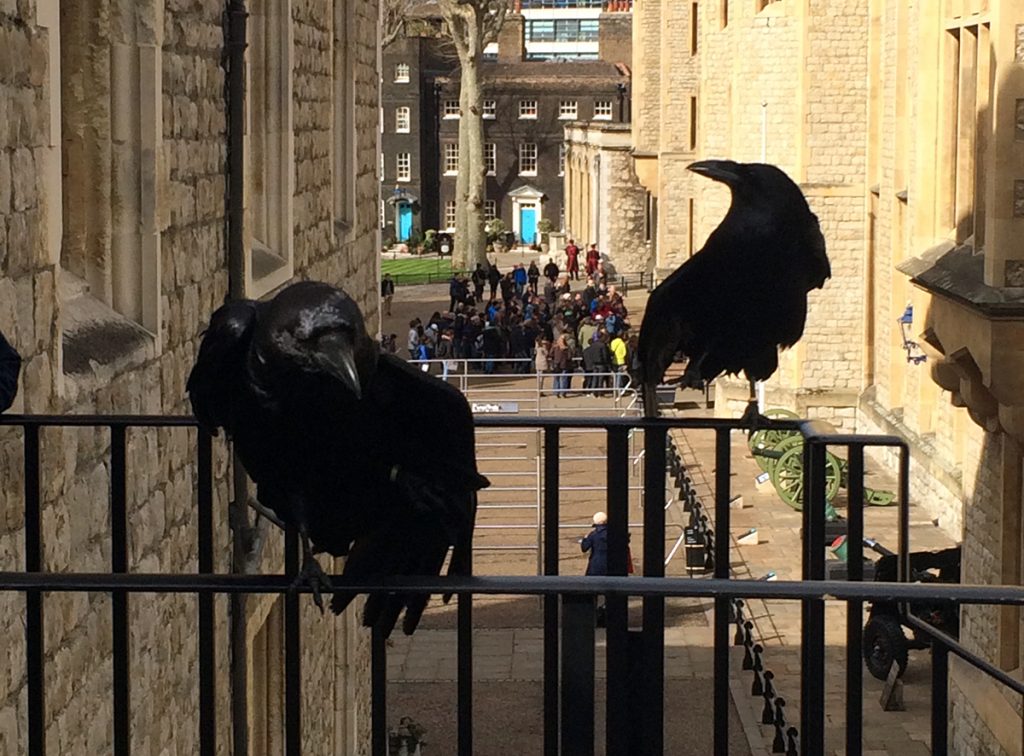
{"left": 748, "top": 409, "right": 896, "bottom": 510}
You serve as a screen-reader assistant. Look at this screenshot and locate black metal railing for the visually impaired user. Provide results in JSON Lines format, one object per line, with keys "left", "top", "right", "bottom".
{"left": 0, "top": 414, "right": 1022, "bottom": 756}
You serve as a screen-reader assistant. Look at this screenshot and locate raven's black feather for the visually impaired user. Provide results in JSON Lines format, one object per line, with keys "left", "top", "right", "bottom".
{"left": 187, "top": 281, "right": 488, "bottom": 635}
{"left": 0, "top": 330, "right": 21, "bottom": 413}
{"left": 638, "top": 161, "right": 830, "bottom": 415}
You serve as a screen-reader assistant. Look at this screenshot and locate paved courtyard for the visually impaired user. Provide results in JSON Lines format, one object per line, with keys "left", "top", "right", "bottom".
{"left": 378, "top": 276, "right": 955, "bottom": 754}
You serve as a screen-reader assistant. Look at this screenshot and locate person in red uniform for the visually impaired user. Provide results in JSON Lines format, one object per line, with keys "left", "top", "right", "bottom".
{"left": 565, "top": 239, "right": 580, "bottom": 281}
{"left": 585, "top": 243, "right": 601, "bottom": 277}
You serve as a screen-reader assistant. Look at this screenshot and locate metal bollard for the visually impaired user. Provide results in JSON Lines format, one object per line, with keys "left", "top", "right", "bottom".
{"left": 751, "top": 666, "right": 764, "bottom": 697}
{"left": 741, "top": 622, "right": 755, "bottom": 670}
{"left": 772, "top": 697, "right": 787, "bottom": 753}
{"left": 785, "top": 726, "right": 799, "bottom": 756}
{"left": 761, "top": 671, "right": 776, "bottom": 724}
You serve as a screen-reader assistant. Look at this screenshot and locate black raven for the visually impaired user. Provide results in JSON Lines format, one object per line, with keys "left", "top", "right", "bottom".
{"left": 638, "top": 160, "right": 831, "bottom": 420}
{"left": 0, "top": 330, "right": 20, "bottom": 413}
{"left": 187, "top": 281, "right": 489, "bottom": 635}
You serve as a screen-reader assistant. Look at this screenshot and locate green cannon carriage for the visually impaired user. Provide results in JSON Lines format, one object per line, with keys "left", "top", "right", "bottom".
{"left": 748, "top": 409, "right": 896, "bottom": 510}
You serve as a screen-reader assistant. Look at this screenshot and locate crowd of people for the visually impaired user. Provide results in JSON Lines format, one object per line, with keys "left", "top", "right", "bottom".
{"left": 381, "top": 254, "right": 637, "bottom": 395}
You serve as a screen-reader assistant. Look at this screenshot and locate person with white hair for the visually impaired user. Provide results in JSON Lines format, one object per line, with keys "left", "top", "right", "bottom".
{"left": 580, "top": 511, "right": 609, "bottom": 576}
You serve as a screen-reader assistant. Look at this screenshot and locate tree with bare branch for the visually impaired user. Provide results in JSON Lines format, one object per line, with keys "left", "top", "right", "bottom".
{"left": 435, "top": 0, "right": 509, "bottom": 269}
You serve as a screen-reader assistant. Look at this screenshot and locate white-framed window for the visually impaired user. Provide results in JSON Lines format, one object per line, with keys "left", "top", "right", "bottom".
{"left": 444, "top": 200, "right": 457, "bottom": 230}
{"left": 443, "top": 99, "right": 460, "bottom": 118}
{"left": 483, "top": 99, "right": 496, "bottom": 118}
{"left": 519, "top": 143, "right": 538, "bottom": 176}
{"left": 558, "top": 143, "right": 566, "bottom": 176}
{"left": 380, "top": 200, "right": 386, "bottom": 229}
{"left": 484, "top": 200, "right": 497, "bottom": 221}
{"left": 485, "top": 143, "right": 496, "bottom": 175}
{"left": 395, "top": 106, "right": 410, "bottom": 133}
{"left": 443, "top": 142, "right": 459, "bottom": 175}
{"left": 380, "top": 152, "right": 385, "bottom": 179}
{"left": 559, "top": 100, "right": 578, "bottom": 119}
{"left": 519, "top": 99, "right": 538, "bottom": 119}
{"left": 396, "top": 153, "right": 411, "bottom": 182}
{"left": 594, "top": 100, "right": 613, "bottom": 120}
{"left": 394, "top": 63, "right": 410, "bottom": 82}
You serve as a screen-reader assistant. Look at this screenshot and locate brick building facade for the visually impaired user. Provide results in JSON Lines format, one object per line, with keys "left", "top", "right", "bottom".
{"left": 0, "top": 1, "right": 380, "bottom": 752}
{"left": 380, "top": 4, "right": 631, "bottom": 246}
{"left": 630, "top": 1, "right": 1024, "bottom": 752}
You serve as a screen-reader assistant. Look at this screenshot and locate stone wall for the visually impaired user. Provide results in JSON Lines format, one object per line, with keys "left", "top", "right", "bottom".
{"left": 0, "top": 1, "right": 379, "bottom": 753}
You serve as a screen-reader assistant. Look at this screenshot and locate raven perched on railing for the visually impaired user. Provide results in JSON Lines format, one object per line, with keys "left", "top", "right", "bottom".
{"left": 638, "top": 160, "right": 831, "bottom": 422}
{"left": 187, "top": 281, "right": 488, "bottom": 635}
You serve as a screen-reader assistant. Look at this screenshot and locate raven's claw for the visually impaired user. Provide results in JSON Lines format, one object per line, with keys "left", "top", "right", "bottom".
{"left": 291, "top": 553, "right": 333, "bottom": 613}
{"left": 739, "top": 400, "right": 770, "bottom": 436}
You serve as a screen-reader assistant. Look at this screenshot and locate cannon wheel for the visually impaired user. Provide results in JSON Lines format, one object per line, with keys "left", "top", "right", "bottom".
{"left": 749, "top": 408, "right": 801, "bottom": 472}
{"left": 863, "top": 614, "right": 909, "bottom": 681}
{"left": 770, "top": 443, "right": 842, "bottom": 510}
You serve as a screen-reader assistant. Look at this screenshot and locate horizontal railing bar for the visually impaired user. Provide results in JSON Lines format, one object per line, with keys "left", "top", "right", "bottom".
{"left": 1, "top": 573, "right": 1022, "bottom": 604}
{"left": 0, "top": 414, "right": 201, "bottom": 428}
{"left": 0, "top": 414, "right": 794, "bottom": 431}
{"left": 904, "top": 614, "right": 1024, "bottom": 695}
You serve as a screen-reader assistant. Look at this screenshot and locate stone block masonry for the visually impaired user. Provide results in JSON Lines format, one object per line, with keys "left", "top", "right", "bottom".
{"left": 0, "top": 1, "right": 379, "bottom": 753}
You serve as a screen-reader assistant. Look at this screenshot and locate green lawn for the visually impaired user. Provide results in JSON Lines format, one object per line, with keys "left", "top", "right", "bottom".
{"left": 381, "top": 256, "right": 460, "bottom": 285}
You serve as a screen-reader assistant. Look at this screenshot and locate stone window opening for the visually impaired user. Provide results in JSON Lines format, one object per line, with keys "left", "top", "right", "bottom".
{"left": 394, "top": 62, "right": 410, "bottom": 83}
{"left": 720, "top": 0, "right": 728, "bottom": 29}
{"left": 248, "top": 0, "right": 295, "bottom": 297}
{"left": 56, "top": 0, "right": 163, "bottom": 374}
{"left": 939, "top": 22, "right": 990, "bottom": 251}
{"left": 335, "top": 0, "right": 356, "bottom": 235}
{"left": 250, "top": 598, "right": 285, "bottom": 755}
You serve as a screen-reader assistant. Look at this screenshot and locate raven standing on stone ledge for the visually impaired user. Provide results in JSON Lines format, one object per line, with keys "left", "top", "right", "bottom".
{"left": 637, "top": 160, "right": 831, "bottom": 423}
{"left": 187, "top": 281, "right": 489, "bottom": 636}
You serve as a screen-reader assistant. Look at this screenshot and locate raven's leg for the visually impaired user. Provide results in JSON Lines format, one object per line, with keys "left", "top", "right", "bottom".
{"left": 738, "top": 380, "right": 769, "bottom": 435}
{"left": 290, "top": 525, "right": 334, "bottom": 613}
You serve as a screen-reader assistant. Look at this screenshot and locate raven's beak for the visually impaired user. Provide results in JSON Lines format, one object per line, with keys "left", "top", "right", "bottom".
{"left": 688, "top": 160, "right": 741, "bottom": 185}
{"left": 315, "top": 332, "right": 362, "bottom": 399}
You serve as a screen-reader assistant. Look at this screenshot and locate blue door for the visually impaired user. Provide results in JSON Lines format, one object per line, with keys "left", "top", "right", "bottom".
{"left": 397, "top": 202, "right": 413, "bottom": 242}
{"left": 520, "top": 206, "right": 537, "bottom": 245}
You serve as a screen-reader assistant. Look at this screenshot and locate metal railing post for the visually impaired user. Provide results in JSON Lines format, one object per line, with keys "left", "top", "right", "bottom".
{"left": 110, "top": 425, "right": 131, "bottom": 756}
{"left": 713, "top": 427, "right": 732, "bottom": 756}
{"left": 24, "top": 423, "right": 45, "bottom": 756}
{"left": 845, "top": 445, "right": 865, "bottom": 756}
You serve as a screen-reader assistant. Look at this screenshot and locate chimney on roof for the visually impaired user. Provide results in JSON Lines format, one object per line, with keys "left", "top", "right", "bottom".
{"left": 497, "top": 14, "right": 525, "bottom": 63}
{"left": 598, "top": 9, "right": 632, "bottom": 64}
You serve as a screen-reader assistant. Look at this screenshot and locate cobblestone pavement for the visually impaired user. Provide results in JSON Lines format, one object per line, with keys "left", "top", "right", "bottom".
{"left": 379, "top": 280, "right": 952, "bottom": 754}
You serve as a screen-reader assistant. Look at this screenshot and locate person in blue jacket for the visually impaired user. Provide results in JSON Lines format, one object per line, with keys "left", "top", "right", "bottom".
{"left": 580, "top": 511, "right": 608, "bottom": 576}
{"left": 0, "top": 330, "right": 21, "bottom": 413}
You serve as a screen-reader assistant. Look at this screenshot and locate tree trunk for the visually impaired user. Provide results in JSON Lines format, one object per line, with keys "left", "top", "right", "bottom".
{"left": 441, "top": 1, "right": 490, "bottom": 271}
{"left": 460, "top": 55, "right": 488, "bottom": 269}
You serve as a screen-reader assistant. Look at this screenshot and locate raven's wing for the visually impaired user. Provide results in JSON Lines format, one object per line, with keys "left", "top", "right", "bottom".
{"left": 187, "top": 300, "right": 260, "bottom": 435}
{"left": 330, "top": 354, "right": 488, "bottom": 635}
{"left": 0, "top": 331, "right": 21, "bottom": 413}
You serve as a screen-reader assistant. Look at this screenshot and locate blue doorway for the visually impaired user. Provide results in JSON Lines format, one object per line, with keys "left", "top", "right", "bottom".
{"left": 397, "top": 201, "right": 413, "bottom": 242}
{"left": 520, "top": 206, "right": 537, "bottom": 245}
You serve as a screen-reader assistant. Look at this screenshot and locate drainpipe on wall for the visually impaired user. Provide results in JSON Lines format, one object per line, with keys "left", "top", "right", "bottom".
{"left": 224, "top": 3, "right": 250, "bottom": 755}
